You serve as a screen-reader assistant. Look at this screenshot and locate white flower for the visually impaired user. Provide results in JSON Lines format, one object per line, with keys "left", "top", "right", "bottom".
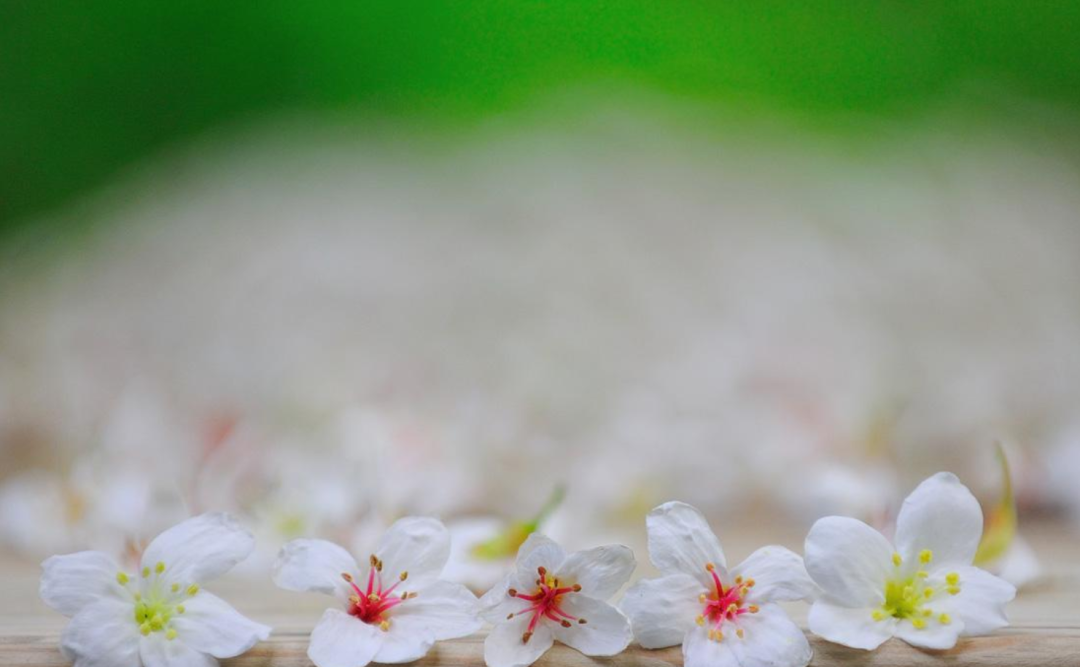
{"left": 621, "top": 502, "right": 815, "bottom": 667}
{"left": 804, "top": 472, "right": 1016, "bottom": 650}
{"left": 273, "top": 516, "right": 481, "bottom": 667}
{"left": 479, "top": 533, "right": 635, "bottom": 667}
{"left": 39, "top": 512, "right": 270, "bottom": 667}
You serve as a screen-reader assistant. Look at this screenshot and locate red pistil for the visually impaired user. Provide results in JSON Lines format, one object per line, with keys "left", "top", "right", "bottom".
{"left": 508, "top": 567, "right": 586, "bottom": 642}
{"left": 701, "top": 564, "right": 755, "bottom": 635}
{"left": 343, "top": 556, "right": 413, "bottom": 628}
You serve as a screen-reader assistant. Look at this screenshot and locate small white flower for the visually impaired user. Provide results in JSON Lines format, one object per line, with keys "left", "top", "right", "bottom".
{"left": 40, "top": 512, "right": 271, "bottom": 667}
{"left": 273, "top": 516, "right": 481, "bottom": 667}
{"left": 480, "top": 533, "right": 635, "bottom": 667}
{"left": 621, "top": 502, "right": 815, "bottom": 667}
{"left": 805, "top": 472, "right": 1016, "bottom": 650}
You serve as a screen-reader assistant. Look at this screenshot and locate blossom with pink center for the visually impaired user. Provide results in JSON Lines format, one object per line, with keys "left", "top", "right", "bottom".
{"left": 621, "top": 502, "right": 817, "bottom": 667}
{"left": 480, "top": 534, "right": 635, "bottom": 667}
{"left": 273, "top": 517, "right": 481, "bottom": 667}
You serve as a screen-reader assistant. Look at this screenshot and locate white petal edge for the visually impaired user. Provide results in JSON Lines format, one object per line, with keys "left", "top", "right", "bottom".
{"left": 804, "top": 516, "right": 892, "bottom": 608}
{"left": 807, "top": 600, "right": 894, "bottom": 651}
{"left": 948, "top": 566, "right": 1016, "bottom": 636}
{"left": 555, "top": 545, "right": 636, "bottom": 601}
{"left": 308, "top": 608, "right": 383, "bottom": 667}
{"left": 894, "top": 617, "right": 962, "bottom": 650}
{"left": 390, "top": 580, "right": 483, "bottom": 641}
{"left": 375, "top": 517, "right": 452, "bottom": 590}
{"left": 894, "top": 472, "right": 983, "bottom": 571}
{"left": 515, "top": 533, "right": 567, "bottom": 589}
{"left": 141, "top": 513, "right": 255, "bottom": 585}
{"left": 139, "top": 633, "right": 217, "bottom": 667}
{"left": 41, "top": 551, "right": 124, "bottom": 617}
{"left": 681, "top": 625, "right": 739, "bottom": 667}
{"left": 480, "top": 574, "right": 523, "bottom": 625}
{"left": 727, "top": 604, "right": 812, "bottom": 667}
{"left": 59, "top": 597, "right": 141, "bottom": 667}
{"left": 551, "top": 595, "right": 632, "bottom": 656}
{"left": 620, "top": 573, "right": 704, "bottom": 649}
{"left": 732, "top": 545, "right": 819, "bottom": 604}
{"left": 170, "top": 590, "right": 271, "bottom": 658}
{"left": 273, "top": 538, "right": 358, "bottom": 600}
{"left": 484, "top": 615, "right": 555, "bottom": 667}
{"left": 646, "top": 502, "right": 726, "bottom": 588}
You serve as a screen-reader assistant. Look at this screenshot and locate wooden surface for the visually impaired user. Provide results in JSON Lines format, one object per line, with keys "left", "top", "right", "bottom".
{"left": 2, "top": 520, "right": 1077, "bottom": 666}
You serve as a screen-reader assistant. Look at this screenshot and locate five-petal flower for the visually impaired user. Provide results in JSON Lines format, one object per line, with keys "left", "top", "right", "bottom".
{"left": 40, "top": 512, "right": 271, "bottom": 667}
{"left": 273, "top": 516, "right": 481, "bottom": 667}
{"left": 480, "top": 533, "right": 635, "bottom": 667}
{"left": 621, "top": 502, "right": 816, "bottom": 667}
{"left": 804, "top": 472, "right": 1016, "bottom": 650}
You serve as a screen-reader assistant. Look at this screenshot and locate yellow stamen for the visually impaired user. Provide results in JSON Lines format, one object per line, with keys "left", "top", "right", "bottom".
{"left": 939, "top": 613, "right": 952, "bottom": 625}
{"left": 748, "top": 605, "right": 759, "bottom": 614}
{"left": 736, "top": 628, "right": 745, "bottom": 639}
{"left": 171, "top": 583, "right": 180, "bottom": 593}
{"left": 379, "top": 620, "right": 390, "bottom": 631}
{"left": 695, "top": 615, "right": 705, "bottom": 626}
{"left": 176, "top": 605, "right": 185, "bottom": 614}
{"left": 155, "top": 561, "right": 165, "bottom": 574}
{"left": 142, "top": 566, "right": 150, "bottom": 578}
{"left": 871, "top": 610, "right": 885, "bottom": 621}
{"left": 892, "top": 553, "right": 902, "bottom": 567}
{"left": 916, "top": 570, "right": 929, "bottom": 578}
{"left": 924, "top": 588, "right": 934, "bottom": 598}
{"left": 400, "top": 571, "right": 408, "bottom": 581}
{"left": 947, "top": 585, "right": 961, "bottom": 595}
{"left": 705, "top": 562, "right": 715, "bottom": 571}
{"left": 116, "top": 572, "right": 129, "bottom": 585}
{"left": 912, "top": 618, "right": 927, "bottom": 629}
{"left": 187, "top": 584, "right": 199, "bottom": 596}
{"left": 946, "top": 572, "right": 960, "bottom": 586}
{"left": 919, "top": 549, "right": 933, "bottom": 564}
{"left": 166, "top": 628, "right": 177, "bottom": 641}
{"left": 746, "top": 578, "right": 755, "bottom": 588}
{"left": 699, "top": 593, "right": 706, "bottom": 603}
{"left": 140, "top": 622, "right": 151, "bottom": 636}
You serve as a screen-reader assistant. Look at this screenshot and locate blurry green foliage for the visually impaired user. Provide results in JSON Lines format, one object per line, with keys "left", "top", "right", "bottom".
{"left": 2, "top": 1, "right": 1080, "bottom": 234}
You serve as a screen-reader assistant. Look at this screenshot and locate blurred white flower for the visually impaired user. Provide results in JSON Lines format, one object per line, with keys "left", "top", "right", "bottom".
{"left": 480, "top": 533, "right": 634, "bottom": 667}
{"left": 274, "top": 517, "right": 480, "bottom": 667}
{"left": 805, "top": 473, "right": 1015, "bottom": 650}
{"left": 40, "top": 513, "right": 270, "bottom": 666}
{"left": 621, "top": 502, "right": 814, "bottom": 667}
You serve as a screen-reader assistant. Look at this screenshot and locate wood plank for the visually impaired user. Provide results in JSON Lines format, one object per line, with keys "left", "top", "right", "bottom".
{"left": 3, "top": 630, "right": 1080, "bottom": 667}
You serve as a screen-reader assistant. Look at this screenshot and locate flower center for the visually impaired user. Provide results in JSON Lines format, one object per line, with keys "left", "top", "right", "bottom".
{"left": 116, "top": 561, "right": 198, "bottom": 641}
{"left": 873, "top": 551, "right": 960, "bottom": 629}
{"left": 342, "top": 555, "right": 417, "bottom": 631}
{"left": 694, "top": 563, "right": 758, "bottom": 642}
{"left": 505, "top": 566, "right": 588, "bottom": 644}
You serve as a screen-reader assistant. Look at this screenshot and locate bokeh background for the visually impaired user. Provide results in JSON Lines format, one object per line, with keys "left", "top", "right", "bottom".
{"left": 3, "top": 2, "right": 1080, "bottom": 590}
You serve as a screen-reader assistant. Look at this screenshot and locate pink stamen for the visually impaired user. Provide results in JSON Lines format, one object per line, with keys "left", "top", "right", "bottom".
{"left": 344, "top": 556, "right": 411, "bottom": 626}
{"left": 508, "top": 567, "right": 584, "bottom": 643}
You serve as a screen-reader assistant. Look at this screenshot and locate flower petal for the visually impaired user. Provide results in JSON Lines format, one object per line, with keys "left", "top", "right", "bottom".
{"left": 480, "top": 574, "right": 523, "bottom": 624}
{"left": 728, "top": 604, "right": 812, "bottom": 667}
{"left": 483, "top": 615, "right": 555, "bottom": 667}
{"left": 139, "top": 633, "right": 216, "bottom": 667}
{"left": 733, "top": 545, "right": 819, "bottom": 604}
{"left": 390, "top": 580, "right": 482, "bottom": 641}
{"left": 804, "top": 516, "right": 891, "bottom": 607}
{"left": 894, "top": 472, "right": 983, "bottom": 571}
{"left": 308, "top": 608, "right": 383, "bottom": 667}
{"left": 681, "top": 625, "right": 739, "bottom": 667}
{"left": 273, "top": 538, "right": 358, "bottom": 600}
{"left": 515, "top": 533, "right": 566, "bottom": 588}
{"left": 947, "top": 566, "right": 1016, "bottom": 636}
{"left": 41, "top": 551, "right": 123, "bottom": 617}
{"left": 170, "top": 590, "right": 270, "bottom": 658}
{"left": 646, "top": 502, "right": 726, "bottom": 587}
{"left": 894, "top": 618, "right": 962, "bottom": 650}
{"left": 59, "top": 597, "right": 141, "bottom": 667}
{"left": 375, "top": 517, "right": 451, "bottom": 590}
{"left": 373, "top": 623, "right": 435, "bottom": 664}
{"left": 807, "top": 600, "right": 894, "bottom": 650}
{"left": 620, "top": 573, "right": 704, "bottom": 649}
{"left": 555, "top": 545, "right": 635, "bottom": 601}
{"left": 141, "top": 513, "right": 254, "bottom": 585}
{"left": 551, "top": 595, "right": 632, "bottom": 656}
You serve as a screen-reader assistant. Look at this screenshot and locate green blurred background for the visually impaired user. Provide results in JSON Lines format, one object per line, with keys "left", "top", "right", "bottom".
{"left": 3, "top": 1, "right": 1080, "bottom": 239}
